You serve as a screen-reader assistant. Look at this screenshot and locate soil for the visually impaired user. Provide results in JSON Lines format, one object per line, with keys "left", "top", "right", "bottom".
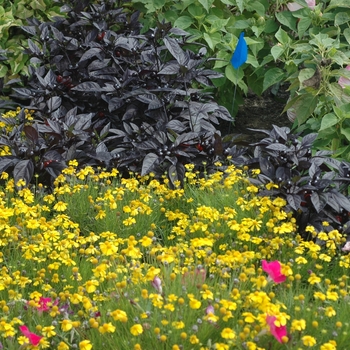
{"left": 233, "top": 86, "right": 292, "bottom": 143}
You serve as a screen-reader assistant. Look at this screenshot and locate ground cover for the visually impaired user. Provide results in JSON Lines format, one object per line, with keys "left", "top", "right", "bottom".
{"left": 1, "top": 163, "right": 350, "bottom": 349}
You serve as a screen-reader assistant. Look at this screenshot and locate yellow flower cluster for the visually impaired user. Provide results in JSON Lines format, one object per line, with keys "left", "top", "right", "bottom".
{"left": 0, "top": 163, "right": 349, "bottom": 349}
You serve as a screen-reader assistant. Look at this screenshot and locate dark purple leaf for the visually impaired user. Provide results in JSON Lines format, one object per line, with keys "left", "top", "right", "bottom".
{"left": 163, "top": 37, "right": 188, "bottom": 66}
{"left": 72, "top": 82, "right": 101, "bottom": 91}
{"left": 14, "top": 160, "right": 34, "bottom": 187}
{"left": 141, "top": 153, "right": 159, "bottom": 176}
{"left": 287, "top": 194, "right": 302, "bottom": 211}
{"left": 23, "top": 125, "right": 39, "bottom": 143}
{"left": 47, "top": 96, "right": 62, "bottom": 112}
{"left": 79, "top": 47, "right": 102, "bottom": 62}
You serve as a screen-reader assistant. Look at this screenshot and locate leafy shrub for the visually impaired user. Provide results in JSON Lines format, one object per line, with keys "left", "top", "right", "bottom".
{"left": 0, "top": 0, "right": 241, "bottom": 187}
{"left": 130, "top": 0, "right": 350, "bottom": 158}
{"left": 246, "top": 124, "right": 350, "bottom": 240}
{"left": 0, "top": 0, "right": 64, "bottom": 82}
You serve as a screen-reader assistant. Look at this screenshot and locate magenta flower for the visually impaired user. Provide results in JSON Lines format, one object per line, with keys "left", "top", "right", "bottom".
{"left": 151, "top": 276, "right": 162, "bottom": 294}
{"left": 339, "top": 65, "right": 350, "bottom": 89}
{"left": 262, "top": 260, "right": 286, "bottom": 283}
{"left": 266, "top": 315, "right": 287, "bottom": 343}
{"left": 342, "top": 241, "right": 350, "bottom": 252}
{"left": 287, "top": 0, "right": 315, "bottom": 11}
{"left": 19, "top": 325, "right": 43, "bottom": 346}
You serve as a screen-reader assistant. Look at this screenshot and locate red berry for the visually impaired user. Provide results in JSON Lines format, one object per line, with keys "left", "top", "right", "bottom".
{"left": 97, "top": 32, "right": 105, "bottom": 41}
{"left": 56, "top": 75, "right": 63, "bottom": 83}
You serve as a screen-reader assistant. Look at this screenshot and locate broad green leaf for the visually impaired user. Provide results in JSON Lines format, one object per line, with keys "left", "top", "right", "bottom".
{"left": 319, "top": 113, "right": 338, "bottom": 131}
{"left": 298, "top": 68, "right": 316, "bottom": 84}
{"left": 344, "top": 28, "right": 350, "bottom": 45}
{"left": 198, "top": 0, "right": 214, "bottom": 13}
{"left": 275, "top": 27, "right": 291, "bottom": 45}
{"left": 284, "top": 93, "right": 318, "bottom": 125}
{"left": 246, "top": 2, "right": 266, "bottom": 17}
{"left": 340, "top": 128, "right": 350, "bottom": 142}
{"left": 335, "top": 12, "right": 350, "bottom": 25}
{"left": 328, "top": 0, "right": 350, "bottom": 9}
{"left": 30, "top": 0, "right": 46, "bottom": 11}
{"left": 275, "top": 11, "right": 297, "bottom": 31}
{"left": 271, "top": 45, "right": 284, "bottom": 61}
{"left": 262, "top": 67, "right": 285, "bottom": 92}
{"left": 225, "top": 64, "right": 244, "bottom": 84}
{"left": 297, "top": 17, "right": 311, "bottom": 38}
{"left": 264, "top": 19, "right": 279, "bottom": 33}
{"left": 188, "top": 4, "right": 204, "bottom": 18}
{"left": 0, "top": 64, "right": 8, "bottom": 78}
{"left": 203, "top": 32, "right": 221, "bottom": 50}
{"left": 236, "top": 0, "right": 244, "bottom": 13}
{"left": 174, "top": 16, "right": 193, "bottom": 29}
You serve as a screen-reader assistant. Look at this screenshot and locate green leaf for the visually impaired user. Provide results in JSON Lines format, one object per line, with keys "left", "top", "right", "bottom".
{"left": 203, "top": 32, "right": 221, "bottom": 50}
{"left": 271, "top": 45, "right": 284, "bottom": 61}
{"left": 335, "top": 12, "right": 350, "bottom": 26}
{"left": 328, "top": 0, "right": 350, "bottom": 9}
{"left": 340, "top": 128, "right": 350, "bottom": 142}
{"left": 0, "top": 64, "right": 8, "bottom": 78}
{"left": 198, "top": 0, "right": 214, "bottom": 13}
{"left": 29, "top": 0, "right": 46, "bottom": 11}
{"left": 284, "top": 93, "right": 318, "bottom": 125}
{"left": 344, "top": 28, "right": 350, "bottom": 45}
{"left": 174, "top": 16, "right": 193, "bottom": 29}
{"left": 188, "top": 4, "right": 204, "bottom": 18}
{"left": 320, "top": 113, "right": 339, "bottom": 131}
{"left": 262, "top": 68, "right": 285, "bottom": 92}
{"left": 275, "top": 27, "right": 291, "bottom": 45}
{"left": 297, "top": 17, "right": 311, "bottom": 38}
{"left": 275, "top": 11, "right": 297, "bottom": 31}
{"left": 225, "top": 64, "right": 244, "bottom": 84}
{"left": 236, "top": 0, "right": 244, "bottom": 13}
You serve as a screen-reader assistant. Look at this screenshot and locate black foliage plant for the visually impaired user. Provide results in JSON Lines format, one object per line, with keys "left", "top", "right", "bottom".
{"left": 246, "top": 125, "right": 350, "bottom": 241}
{"left": 0, "top": 0, "right": 242, "bottom": 187}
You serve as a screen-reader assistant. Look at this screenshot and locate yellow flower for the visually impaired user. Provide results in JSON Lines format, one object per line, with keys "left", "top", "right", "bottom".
{"left": 61, "top": 319, "right": 73, "bottom": 331}
{"left": 320, "top": 341, "right": 337, "bottom": 350}
{"left": 130, "top": 324, "right": 143, "bottom": 336}
{"left": 99, "top": 322, "right": 116, "bottom": 334}
{"left": 79, "top": 340, "right": 93, "bottom": 350}
{"left": 221, "top": 327, "right": 236, "bottom": 340}
{"left": 189, "top": 298, "right": 201, "bottom": 309}
{"left": 57, "top": 342, "right": 70, "bottom": 350}
{"left": 42, "top": 325, "right": 56, "bottom": 337}
{"left": 53, "top": 201, "right": 67, "bottom": 211}
{"left": 302, "top": 335, "right": 317, "bottom": 347}
{"left": 111, "top": 309, "right": 128, "bottom": 322}
{"left": 291, "top": 319, "right": 306, "bottom": 332}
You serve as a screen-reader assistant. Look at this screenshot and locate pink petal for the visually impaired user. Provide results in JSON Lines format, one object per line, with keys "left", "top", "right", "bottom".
{"left": 266, "top": 315, "right": 287, "bottom": 343}
{"left": 262, "top": 260, "right": 286, "bottom": 284}
{"left": 287, "top": 0, "right": 315, "bottom": 11}
{"left": 342, "top": 241, "right": 350, "bottom": 252}
{"left": 19, "top": 325, "right": 43, "bottom": 346}
{"left": 151, "top": 276, "right": 162, "bottom": 293}
{"left": 287, "top": 3, "right": 303, "bottom": 11}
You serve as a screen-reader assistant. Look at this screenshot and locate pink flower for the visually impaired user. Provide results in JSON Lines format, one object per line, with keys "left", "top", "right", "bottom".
{"left": 287, "top": 0, "right": 315, "bottom": 11}
{"left": 342, "top": 241, "right": 350, "bottom": 252}
{"left": 205, "top": 305, "right": 215, "bottom": 315}
{"left": 19, "top": 325, "right": 42, "bottom": 346}
{"left": 262, "top": 260, "right": 286, "bottom": 283}
{"left": 266, "top": 315, "right": 287, "bottom": 343}
{"left": 151, "top": 276, "right": 162, "bottom": 294}
{"left": 339, "top": 66, "right": 350, "bottom": 89}
{"left": 37, "top": 297, "right": 56, "bottom": 311}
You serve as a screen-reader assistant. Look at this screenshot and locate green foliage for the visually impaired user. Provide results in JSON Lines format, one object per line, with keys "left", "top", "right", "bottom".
{"left": 0, "top": 0, "right": 63, "bottom": 80}
{"left": 130, "top": 0, "right": 350, "bottom": 158}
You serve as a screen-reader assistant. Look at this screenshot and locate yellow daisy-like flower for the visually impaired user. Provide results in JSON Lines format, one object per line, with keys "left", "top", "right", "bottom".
{"left": 79, "top": 340, "right": 93, "bottom": 350}
{"left": 221, "top": 327, "right": 236, "bottom": 340}
{"left": 130, "top": 324, "right": 143, "bottom": 336}
{"left": 302, "top": 335, "right": 317, "bottom": 347}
